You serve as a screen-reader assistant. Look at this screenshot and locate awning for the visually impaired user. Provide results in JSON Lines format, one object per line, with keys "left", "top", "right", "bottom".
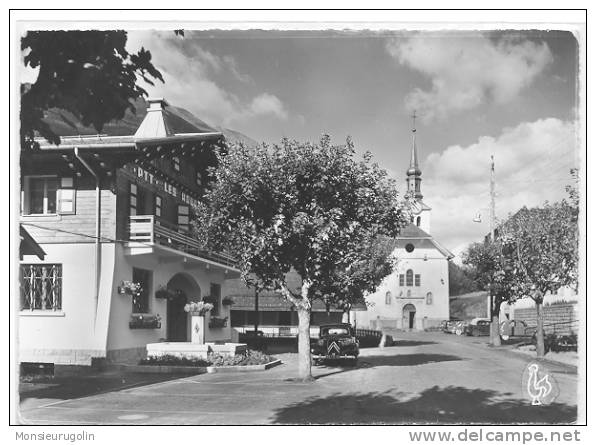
{"left": 20, "top": 225, "right": 45, "bottom": 260}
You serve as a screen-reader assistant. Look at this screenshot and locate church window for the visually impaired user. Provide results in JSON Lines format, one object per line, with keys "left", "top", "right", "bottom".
{"left": 406, "top": 269, "right": 413, "bottom": 286}
{"left": 385, "top": 291, "right": 392, "bottom": 305}
{"left": 415, "top": 274, "right": 421, "bottom": 286}
{"left": 405, "top": 243, "right": 415, "bottom": 253}
{"left": 416, "top": 216, "right": 421, "bottom": 227}
{"left": 426, "top": 292, "right": 433, "bottom": 305}
{"left": 399, "top": 274, "right": 404, "bottom": 286}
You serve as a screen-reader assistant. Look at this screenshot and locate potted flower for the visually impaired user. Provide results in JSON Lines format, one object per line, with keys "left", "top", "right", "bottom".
{"left": 222, "top": 297, "right": 234, "bottom": 307}
{"left": 155, "top": 285, "right": 174, "bottom": 299}
{"left": 118, "top": 281, "right": 143, "bottom": 296}
{"left": 201, "top": 295, "right": 217, "bottom": 305}
{"left": 183, "top": 301, "right": 214, "bottom": 316}
{"left": 184, "top": 301, "right": 214, "bottom": 344}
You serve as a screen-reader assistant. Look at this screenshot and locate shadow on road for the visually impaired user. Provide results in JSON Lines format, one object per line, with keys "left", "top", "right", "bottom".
{"left": 314, "top": 353, "right": 463, "bottom": 379}
{"left": 19, "top": 372, "right": 188, "bottom": 403}
{"left": 392, "top": 340, "right": 438, "bottom": 347}
{"left": 271, "top": 385, "right": 577, "bottom": 424}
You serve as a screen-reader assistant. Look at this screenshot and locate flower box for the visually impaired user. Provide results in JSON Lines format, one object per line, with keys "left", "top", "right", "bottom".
{"left": 209, "top": 316, "right": 228, "bottom": 329}
{"left": 118, "top": 281, "right": 143, "bottom": 296}
{"left": 129, "top": 313, "right": 162, "bottom": 329}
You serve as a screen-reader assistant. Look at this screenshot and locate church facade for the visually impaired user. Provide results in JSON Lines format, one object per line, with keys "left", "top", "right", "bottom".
{"left": 353, "top": 118, "right": 453, "bottom": 331}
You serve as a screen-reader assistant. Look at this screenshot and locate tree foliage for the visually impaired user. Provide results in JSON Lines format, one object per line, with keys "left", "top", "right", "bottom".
{"left": 448, "top": 261, "right": 478, "bottom": 297}
{"left": 21, "top": 30, "right": 164, "bottom": 150}
{"left": 194, "top": 136, "right": 409, "bottom": 378}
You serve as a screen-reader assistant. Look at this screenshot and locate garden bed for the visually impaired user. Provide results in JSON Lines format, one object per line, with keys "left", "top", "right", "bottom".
{"left": 139, "top": 350, "right": 277, "bottom": 369}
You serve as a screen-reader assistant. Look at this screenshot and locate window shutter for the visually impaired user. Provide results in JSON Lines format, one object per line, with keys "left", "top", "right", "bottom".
{"left": 177, "top": 204, "right": 190, "bottom": 232}
{"left": 129, "top": 183, "right": 138, "bottom": 216}
{"left": 58, "top": 177, "right": 76, "bottom": 214}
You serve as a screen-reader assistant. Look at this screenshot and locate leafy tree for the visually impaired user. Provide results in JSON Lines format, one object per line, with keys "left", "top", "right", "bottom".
{"left": 21, "top": 30, "right": 164, "bottom": 150}
{"left": 462, "top": 240, "right": 519, "bottom": 346}
{"left": 195, "top": 136, "right": 408, "bottom": 380}
{"left": 448, "top": 261, "right": 479, "bottom": 297}
{"left": 499, "top": 201, "right": 579, "bottom": 356}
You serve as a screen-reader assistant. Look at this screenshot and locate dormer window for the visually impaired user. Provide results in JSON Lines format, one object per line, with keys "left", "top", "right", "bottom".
{"left": 196, "top": 171, "right": 203, "bottom": 186}
{"left": 172, "top": 156, "right": 180, "bottom": 172}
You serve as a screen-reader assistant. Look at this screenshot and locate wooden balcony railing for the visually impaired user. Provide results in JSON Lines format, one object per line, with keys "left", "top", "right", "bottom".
{"left": 128, "top": 215, "right": 237, "bottom": 268}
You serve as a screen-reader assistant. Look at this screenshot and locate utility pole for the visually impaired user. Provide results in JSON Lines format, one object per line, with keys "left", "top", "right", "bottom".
{"left": 490, "top": 155, "right": 496, "bottom": 242}
{"left": 489, "top": 155, "right": 500, "bottom": 346}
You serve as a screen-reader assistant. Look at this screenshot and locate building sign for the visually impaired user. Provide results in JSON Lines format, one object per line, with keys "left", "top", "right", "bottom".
{"left": 128, "top": 165, "right": 199, "bottom": 208}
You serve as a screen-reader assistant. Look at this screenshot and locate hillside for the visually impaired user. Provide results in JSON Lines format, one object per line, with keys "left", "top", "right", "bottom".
{"left": 39, "top": 96, "right": 258, "bottom": 146}
{"left": 449, "top": 291, "right": 489, "bottom": 320}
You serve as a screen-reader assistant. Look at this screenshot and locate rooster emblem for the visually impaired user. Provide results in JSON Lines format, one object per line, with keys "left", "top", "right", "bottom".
{"left": 524, "top": 362, "right": 557, "bottom": 405}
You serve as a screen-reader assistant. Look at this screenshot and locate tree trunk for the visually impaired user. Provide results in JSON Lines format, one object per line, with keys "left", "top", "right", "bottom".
{"left": 535, "top": 301, "right": 545, "bottom": 357}
{"left": 488, "top": 287, "right": 501, "bottom": 346}
{"left": 297, "top": 306, "right": 313, "bottom": 381}
{"left": 491, "top": 313, "right": 501, "bottom": 346}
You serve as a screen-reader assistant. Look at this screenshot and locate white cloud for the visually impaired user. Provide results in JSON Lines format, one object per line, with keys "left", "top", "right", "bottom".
{"left": 386, "top": 34, "right": 553, "bottom": 121}
{"left": 248, "top": 93, "right": 289, "bottom": 120}
{"left": 421, "top": 118, "right": 578, "bottom": 250}
{"left": 125, "top": 31, "right": 288, "bottom": 127}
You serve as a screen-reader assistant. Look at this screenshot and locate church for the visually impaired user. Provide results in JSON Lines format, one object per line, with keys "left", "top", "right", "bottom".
{"left": 352, "top": 118, "right": 453, "bottom": 331}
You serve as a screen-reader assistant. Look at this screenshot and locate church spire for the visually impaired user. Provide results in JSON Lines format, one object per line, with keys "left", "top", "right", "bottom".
{"left": 406, "top": 111, "right": 423, "bottom": 199}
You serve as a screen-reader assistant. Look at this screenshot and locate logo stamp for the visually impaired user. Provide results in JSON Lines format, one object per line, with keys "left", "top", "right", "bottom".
{"left": 522, "top": 362, "right": 559, "bottom": 405}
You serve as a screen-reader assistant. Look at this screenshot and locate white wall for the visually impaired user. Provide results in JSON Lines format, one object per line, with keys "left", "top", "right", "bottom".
{"left": 354, "top": 246, "right": 450, "bottom": 330}
{"left": 18, "top": 243, "right": 116, "bottom": 365}
{"left": 19, "top": 242, "right": 236, "bottom": 365}
{"left": 106, "top": 248, "right": 233, "bottom": 354}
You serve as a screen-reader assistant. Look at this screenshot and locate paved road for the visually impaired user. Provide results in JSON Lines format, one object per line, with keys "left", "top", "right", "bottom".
{"left": 18, "top": 332, "right": 578, "bottom": 425}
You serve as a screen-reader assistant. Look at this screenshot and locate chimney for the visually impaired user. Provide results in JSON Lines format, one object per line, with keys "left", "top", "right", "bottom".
{"left": 134, "top": 97, "right": 173, "bottom": 139}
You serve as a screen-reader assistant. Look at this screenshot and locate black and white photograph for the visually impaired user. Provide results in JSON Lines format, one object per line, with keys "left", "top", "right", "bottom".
{"left": 9, "top": 9, "right": 587, "bottom": 434}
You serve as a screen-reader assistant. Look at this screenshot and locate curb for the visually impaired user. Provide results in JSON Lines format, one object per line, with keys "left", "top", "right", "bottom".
{"left": 488, "top": 346, "right": 578, "bottom": 373}
{"left": 112, "top": 359, "right": 282, "bottom": 375}
{"left": 206, "top": 359, "right": 282, "bottom": 373}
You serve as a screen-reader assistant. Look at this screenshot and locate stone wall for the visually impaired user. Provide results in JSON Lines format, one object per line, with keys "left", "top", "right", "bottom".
{"left": 513, "top": 303, "right": 578, "bottom": 335}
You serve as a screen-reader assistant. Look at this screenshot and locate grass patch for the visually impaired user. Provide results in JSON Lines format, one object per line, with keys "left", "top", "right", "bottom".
{"left": 139, "top": 350, "right": 276, "bottom": 367}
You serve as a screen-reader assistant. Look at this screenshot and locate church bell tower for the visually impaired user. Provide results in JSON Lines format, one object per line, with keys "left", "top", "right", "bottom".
{"left": 405, "top": 111, "right": 431, "bottom": 233}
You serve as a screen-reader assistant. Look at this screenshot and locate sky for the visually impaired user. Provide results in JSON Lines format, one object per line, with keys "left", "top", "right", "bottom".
{"left": 122, "top": 30, "right": 579, "bottom": 256}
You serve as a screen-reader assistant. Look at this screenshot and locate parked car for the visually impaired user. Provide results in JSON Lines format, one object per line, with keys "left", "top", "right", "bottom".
{"left": 464, "top": 318, "right": 491, "bottom": 337}
{"left": 499, "top": 319, "right": 530, "bottom": 340}
{"left": 311, "top": 323, "right": 359, "bottom": 364}
{"left": 443, "top": 319, "right": 464, "bottom": 335}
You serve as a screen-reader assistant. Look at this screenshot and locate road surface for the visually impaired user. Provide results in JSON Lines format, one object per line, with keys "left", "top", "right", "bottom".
{"left": 18, "top": 331, "right": 578, "bottom": 424}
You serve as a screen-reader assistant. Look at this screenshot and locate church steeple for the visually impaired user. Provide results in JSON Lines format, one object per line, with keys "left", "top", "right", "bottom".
{"left": 406, "top": 111, "right": 423, "bottom": 199}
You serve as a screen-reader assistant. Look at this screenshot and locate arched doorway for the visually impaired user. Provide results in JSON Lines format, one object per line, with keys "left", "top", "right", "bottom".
{"left": 166, "top": 273, "right": 201, "bottom": 342}
{"left": 402, "top": 304, "right": 416, "bottom": 330}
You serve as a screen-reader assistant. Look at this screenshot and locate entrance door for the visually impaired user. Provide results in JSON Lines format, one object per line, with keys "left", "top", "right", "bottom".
{"left": 402, "top": 304, "right": 416, "bottom": 330}
{"left": 167, "top": 293, "right": 188, "bottom": 341}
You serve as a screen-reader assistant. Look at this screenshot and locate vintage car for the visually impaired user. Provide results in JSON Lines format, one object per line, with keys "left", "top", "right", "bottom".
{"left": 311, "top": 323, "right": 359, "bottom": 364}
{"left": 444, "top": 319, "right": 465, "bottom": 335}
{"left": 499, "top": 319, "right": 531, "bottom": 340}
{"left": 464, "top": 318, "right": 491, "bottom": 337}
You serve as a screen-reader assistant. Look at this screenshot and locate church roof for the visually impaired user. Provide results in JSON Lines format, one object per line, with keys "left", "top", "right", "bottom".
{"left": 397, "top": 224, "right": 454, "bottom": 259}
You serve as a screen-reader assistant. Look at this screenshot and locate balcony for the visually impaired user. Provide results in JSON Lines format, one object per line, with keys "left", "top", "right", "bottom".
{"left": 127, "top": 215, "right": 237, "bottom": 269}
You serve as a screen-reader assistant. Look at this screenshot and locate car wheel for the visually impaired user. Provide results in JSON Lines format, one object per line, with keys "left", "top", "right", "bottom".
{"left": 455, "top": 328, "right": 463, "bottom": 336}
